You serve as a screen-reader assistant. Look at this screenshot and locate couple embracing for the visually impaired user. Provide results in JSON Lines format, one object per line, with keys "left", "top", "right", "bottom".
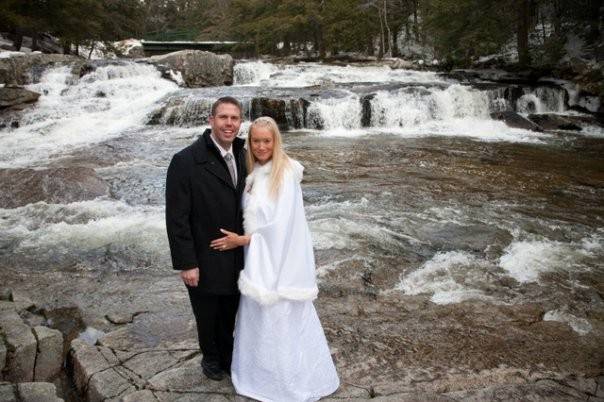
{"left": 165, "top": 97, "right": 340, "bottom": 401}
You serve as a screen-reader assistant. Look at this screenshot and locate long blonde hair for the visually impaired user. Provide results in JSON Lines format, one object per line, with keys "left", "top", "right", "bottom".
{"left": 246, "top": 116, "right": 291, "bottom": 197}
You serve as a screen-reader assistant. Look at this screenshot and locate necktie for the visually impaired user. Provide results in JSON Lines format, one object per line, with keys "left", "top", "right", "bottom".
{"left": 224, "top": 153, "right": 237, "bottom": 186}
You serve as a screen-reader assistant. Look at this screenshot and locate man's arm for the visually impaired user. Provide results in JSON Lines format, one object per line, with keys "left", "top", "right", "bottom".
{"left": 165, "top": 154, "right": 199, "bottom": 276}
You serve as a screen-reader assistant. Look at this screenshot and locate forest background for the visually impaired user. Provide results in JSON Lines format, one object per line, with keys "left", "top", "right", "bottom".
{"left": 0, "top": 0, "right": 602, "bottom": 68}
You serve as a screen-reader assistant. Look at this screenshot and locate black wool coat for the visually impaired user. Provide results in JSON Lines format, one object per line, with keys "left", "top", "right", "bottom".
{"left": 165, "top": 129, "right": 247, "bottom": 295}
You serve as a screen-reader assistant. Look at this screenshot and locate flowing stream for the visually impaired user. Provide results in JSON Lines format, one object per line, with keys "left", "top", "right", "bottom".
{"left": 0, "top": 60, "right": 603, "bottom": 337}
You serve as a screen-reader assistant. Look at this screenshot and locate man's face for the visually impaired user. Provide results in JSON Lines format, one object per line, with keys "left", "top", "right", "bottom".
{"left": 209, "top": 103, "right": 242, "bottom": 149}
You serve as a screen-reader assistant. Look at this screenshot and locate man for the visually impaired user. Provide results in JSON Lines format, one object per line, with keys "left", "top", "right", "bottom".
{"left": 165, "top": 97, "right": 246, "bottom": 381}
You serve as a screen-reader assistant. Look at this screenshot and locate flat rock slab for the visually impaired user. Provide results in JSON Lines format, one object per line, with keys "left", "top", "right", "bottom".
{"left": 33, "top": 325, "right": 63, "bottom": 381}
{"left": 0, "top": 167, "right": 110, "bottom": 208}
{"left": 17, "top": 382, "right": 64, "bottom": 402}
{"left": 0, "top": 307, "right": 37, "bottom": 382}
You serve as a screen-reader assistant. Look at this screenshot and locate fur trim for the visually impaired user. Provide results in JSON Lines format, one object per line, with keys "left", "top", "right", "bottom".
{"left": 278, "top": 286, "right": 318, "bottom": 301}
{"left": 238, "top": 274, "right": 280, "bottom": 305}
{"left": 239, "top": 275, "right": 318, "bottom": 305}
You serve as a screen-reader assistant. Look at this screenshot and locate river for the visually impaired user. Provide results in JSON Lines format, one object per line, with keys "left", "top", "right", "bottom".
{"left": 1, "top": 59, "right": 603, "bottom": 396}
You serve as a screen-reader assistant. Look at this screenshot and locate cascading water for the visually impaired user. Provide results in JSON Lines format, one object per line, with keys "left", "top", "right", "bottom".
{"left": 0, "top": 62, "right": 177, "bottom": 168}
{"left": 1, "top": 58, "right": 602, "bottom": 323}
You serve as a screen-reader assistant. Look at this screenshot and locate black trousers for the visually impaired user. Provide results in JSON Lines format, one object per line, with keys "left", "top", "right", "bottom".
{"left": 186, "top": 289, "right": 240, "bottom": 370}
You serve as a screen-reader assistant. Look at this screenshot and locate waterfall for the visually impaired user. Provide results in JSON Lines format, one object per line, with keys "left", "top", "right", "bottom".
{"left": 0, "top": 62, "right": 178, "bottom": 168}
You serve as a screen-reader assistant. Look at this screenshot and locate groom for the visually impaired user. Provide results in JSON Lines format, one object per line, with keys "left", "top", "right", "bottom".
{"left": 165, "top": 97, "right": 246, "bottom": 381}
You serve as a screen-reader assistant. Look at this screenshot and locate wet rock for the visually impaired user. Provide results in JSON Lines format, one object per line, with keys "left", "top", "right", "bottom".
{"left": 250, "top": 97, "right": 288, "bottom": 130}
{"left": 416, "top": 222, "right": 513, "bottom": 254}
{"left": 17, "top": 382, "right": 64, "bottom": 402}
{"left": 490, "top": 111, "right": 544, "bottom": 132}
{"left": 33, "top": 326, "right": 63, "bottom": 381}
{"left": 0, "top": 167, "right": 110, "bottom": 208}
{"left": 0, "top": 86, "right": 40, "bottom": 109}
{"left": 147, "top": 50, "right": 233, "bottom": 88}
{"left": 0, "top": 53, "right": 82, "bottom": 85}
{"left": 105, "top": 313, "right": 134, "bottom": 325}
{"left": 361, "top": 94, "right": 375, "bottom": 127}
{"left": 39, "top": 304, "right": 86, "bottom": 368}
{"left": 528, "top": 114, "right": 582, "bottom": 131}
{"left": 0, "top": 305, "right": 37, "bottom": 382}
{"left": 0, "top": 288, "right": 12, "bottom": 301}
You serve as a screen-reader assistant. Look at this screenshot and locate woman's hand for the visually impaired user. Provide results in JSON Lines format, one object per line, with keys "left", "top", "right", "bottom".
{"left": 210, "top": 229, "right": 250, "bottom": 251}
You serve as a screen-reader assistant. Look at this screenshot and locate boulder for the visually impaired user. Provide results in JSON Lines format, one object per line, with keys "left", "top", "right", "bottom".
{"left": 147, "top": 50, "right": 233, "bottom": 87}
{"left": 250, "top": 97, "right": 288, "bottom": 130}
{"left": 0, "top": 167, "right": 110, "bottom": 208}
{"left": 528, "top": 114, "right": 582, "bottom": 131}
{"left": 0, "top": 86, "right": 40, "bottom": 109}
{"left": 361, "top": 94, "right": 375, "bottom": 127}
{"left": 0, "top": 305, "right": 37, "bottom": 382}
{"left": 0, "top": 53, "right": 82, "bottom": 85}
{"left": 490, "top": 111, "right": 544, "bottom": 132}
{"left": 17, "top": 382, "right": 64, "bottom": 402}
{"left": 33, "top": 326, "right": 63, "bottom": 381}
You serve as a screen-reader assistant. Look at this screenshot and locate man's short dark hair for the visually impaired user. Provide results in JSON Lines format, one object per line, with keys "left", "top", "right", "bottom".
{"left": 211, "top": 96, "right": 243, "bottom": 117}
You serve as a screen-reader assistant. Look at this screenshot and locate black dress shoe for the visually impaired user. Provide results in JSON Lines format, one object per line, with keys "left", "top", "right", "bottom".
{"left": 201, "top": 361, "right": 224, "bottom": 381}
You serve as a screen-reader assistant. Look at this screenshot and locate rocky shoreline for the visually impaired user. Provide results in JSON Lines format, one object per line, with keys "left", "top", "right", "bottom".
{"left": 1, "top": 273, "right": 603, "bottom": 401}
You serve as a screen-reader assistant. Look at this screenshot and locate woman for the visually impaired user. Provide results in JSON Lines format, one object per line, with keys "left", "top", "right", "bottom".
{"left": 210, "top": 116, "right": 340, "bottom": 401}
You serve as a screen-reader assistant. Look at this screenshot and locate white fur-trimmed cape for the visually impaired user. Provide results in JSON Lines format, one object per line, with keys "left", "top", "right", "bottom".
{"left": 238, "top": 159, "right": 318, "bottom": 305}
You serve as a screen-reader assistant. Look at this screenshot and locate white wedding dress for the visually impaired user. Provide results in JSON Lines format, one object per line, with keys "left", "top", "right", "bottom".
{"left": 231, "top": 159, "right": 340, "bottom": 402}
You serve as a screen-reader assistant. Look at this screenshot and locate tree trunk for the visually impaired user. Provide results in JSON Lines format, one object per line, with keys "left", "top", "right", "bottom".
{"left": 413, "top": 0, "right": 419, "bottom": 42}
{"left": 88, "top": 42, "right": 96, "bottom": 59}
{"left": 383, "top": 0, "right": 393, "bottom": 57}
{"left": 517, "top": 0, "right": 531, "bottom": 66}
{"left": 378, "top": 5, "right": 385, "bottom": 59}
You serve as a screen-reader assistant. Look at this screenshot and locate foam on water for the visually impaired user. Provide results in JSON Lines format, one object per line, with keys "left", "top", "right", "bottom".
{"left": 543, "top": 309, "right": 592, "bottom": 335}
{"left": 234, "top": 61, "right": 279, "bottom": 85}
{"left": 498, "top": 236, "right": 601, "bottom": 283}
{"left": 0, "top": 199, "right": 168, "bottom": 269}
{"left": 0, "top": 63, "right": 177, "bottom": 167}
{"left": 233, "top": 61, "right": 448, "bottom": 87}
{"left": 395, "top": 251, "right": 493, "bottom": 304}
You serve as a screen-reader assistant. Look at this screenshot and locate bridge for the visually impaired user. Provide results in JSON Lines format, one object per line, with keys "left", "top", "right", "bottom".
{"left": 141, "top": 40, "right": 251, "bottom": 56}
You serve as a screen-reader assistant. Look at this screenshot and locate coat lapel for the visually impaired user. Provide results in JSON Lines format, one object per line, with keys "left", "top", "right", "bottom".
{"left": 193, "top": 129, "right": 241, "bottom": 191}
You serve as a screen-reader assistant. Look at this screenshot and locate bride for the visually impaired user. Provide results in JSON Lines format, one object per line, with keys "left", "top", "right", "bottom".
{"left": 210, "top": 116, "right": 340, "bottom": 401}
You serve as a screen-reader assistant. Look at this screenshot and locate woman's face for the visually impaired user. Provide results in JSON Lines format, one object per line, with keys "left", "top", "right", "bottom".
{"left": 250, "top": 126, "right": 274, "bottom": 165}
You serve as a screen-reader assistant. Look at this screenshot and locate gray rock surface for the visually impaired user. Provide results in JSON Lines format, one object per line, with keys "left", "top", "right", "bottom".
{"left": 17, "top": 382, "right": 64, "bottom": 402}
{"left": 0, "top": 167, "right": 110, "bottom": 208}
{"left": 0, "top": 86, "right": 40, "bottom": 109}
{"left": 0, "top": 53, "right": 81, "bottom": 85}
{"left": 33, "top": 326, "right": 63, "bottom": 381}
{"left": 147, "top": 50, "right": 233, "bottom": 87}
{"left": 0, "top": 383, "right": 17, "bottom": 402}
{"left": 106, "top": 312, "right": 134, "bottom": 325}
{"left": 0, "top": 305, "right": 37, "bottom": 382}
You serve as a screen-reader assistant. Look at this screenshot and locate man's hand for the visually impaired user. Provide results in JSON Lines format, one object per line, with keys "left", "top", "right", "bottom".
{"left": 180, "top": 267, "right": 199, "bottom": 287}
